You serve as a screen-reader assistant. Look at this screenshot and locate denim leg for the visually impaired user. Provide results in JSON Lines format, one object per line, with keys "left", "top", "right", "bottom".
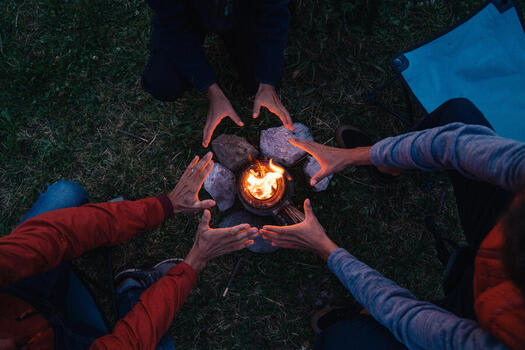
{"left": 314, "top": 314, "right": 406, "bottom": 350}
{"left": 117, "top": 279, "right": 176, "bottom": 350}
{"left": 19, "top": 179, "right": 89, "bottom": 224}
{"left": 7, "top": 180, "right": 108, "bottom": 339}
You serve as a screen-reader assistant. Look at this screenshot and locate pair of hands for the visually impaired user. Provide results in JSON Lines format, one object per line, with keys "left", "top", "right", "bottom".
{"left": 168, "top": 150, "right": 340, "bottom": 274}
{"left": 167, "top": 152, "right": 257, "bottom": 273}
{"left": 203, "top": 83, "right": 293, "bottom": 147}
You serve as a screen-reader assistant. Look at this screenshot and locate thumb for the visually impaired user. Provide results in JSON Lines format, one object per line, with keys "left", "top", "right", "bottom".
{"left": 198, "top": 210, "right": 212, "bottom": 230}
{"left": 311, "top": 170, "right": 327, "bottom": 186}
{"left": 195, "top": 199, "right": 216, "bottom": 210}
{"left": 229, "top": 110, "right": 244, "bottom": 127}
{"left": 252, "top": 101, "right": 262, "bottom": 119}
{"left": 303, "top": 199, "right": 314, "bottom": 219}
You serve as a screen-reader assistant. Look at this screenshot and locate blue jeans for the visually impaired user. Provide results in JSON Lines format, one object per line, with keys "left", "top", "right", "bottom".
{"left": 8, "top": 180, "right": 175, "bottom": 350}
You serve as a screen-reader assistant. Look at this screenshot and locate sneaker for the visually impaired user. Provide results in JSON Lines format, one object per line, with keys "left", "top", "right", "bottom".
{"left": 114, "top": 258, "right": 184, "bottom": 289}
{"left": 335, "top": 125, "right": 397, "bottom": 184}
{"left": 311, "top": 306, "right": 361, "bottom": 335}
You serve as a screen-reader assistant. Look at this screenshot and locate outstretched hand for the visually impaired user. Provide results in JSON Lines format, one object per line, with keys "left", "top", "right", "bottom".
{"left": 184, "top": 210, "right": 258, "bottom": 273}
{"left": 260, "top": 199, "right": 339, "bottom": 261}
{"left": 203, "top": 84, "right": 244, "bottom": 148}
{"left": 253, "top": 83, "right": 293, "bottom": 131}
{"left": 168, "top": 152, "right": 216, "bottom": 214}
{"left": 289, "top": 139, "right": 353, "bottom": 186}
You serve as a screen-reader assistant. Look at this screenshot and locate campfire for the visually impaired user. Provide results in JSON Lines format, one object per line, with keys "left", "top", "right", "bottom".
{"left": 244, "top": 159, "right": 284, "bottom": 200}
{"left": 238, "top": 159, "right": 287, "bottom": 211}
{"left": 237, "top": 158, "right": 304, "bottom": 226}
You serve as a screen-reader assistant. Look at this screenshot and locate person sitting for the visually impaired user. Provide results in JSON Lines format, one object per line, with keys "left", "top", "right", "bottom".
{"left": 142, "top": 0, "right": 293, "bottom": 147}
{"left": 0, "top": 152, "right": 258, "bottom": 350}
{"left": 262, "top": 98, "right": 525, "bottom": 349}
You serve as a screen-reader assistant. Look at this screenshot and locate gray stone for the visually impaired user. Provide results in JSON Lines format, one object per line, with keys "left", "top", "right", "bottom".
{"left": 259, "top": 123, "right": 313, "bottom": 166}
{"left": 303, "top": 156, "right": 333, "bottom": 192}
{"left": 203, "top": 162, "right": 236, "bottom": 211}
{"left": 211, "top": 134, "right": 260, "bottom": 171}
{"left": 218, "top": 210, "right": 278, "bottom": 253}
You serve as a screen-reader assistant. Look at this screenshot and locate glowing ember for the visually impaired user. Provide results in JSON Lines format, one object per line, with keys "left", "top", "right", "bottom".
{"left": 245, "top": 159, "right": 285, "bottom": 200}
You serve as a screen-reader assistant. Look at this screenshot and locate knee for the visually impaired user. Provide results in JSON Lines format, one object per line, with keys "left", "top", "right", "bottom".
{"left": 46, "top": 180, "right": 89, "bottom": 207}
{"left": 436, "top": 98, "right": 491, "bottom": 128}
{"left": 141, "top": 70, "right": 187, "bottom": 102}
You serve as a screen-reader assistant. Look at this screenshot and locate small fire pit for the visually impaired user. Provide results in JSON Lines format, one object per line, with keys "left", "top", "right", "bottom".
{"left": 238, "top": 159, "right": 304, "bottom": 225}
{"left": 204, "top": 124, "right": 332, "bottom": 253}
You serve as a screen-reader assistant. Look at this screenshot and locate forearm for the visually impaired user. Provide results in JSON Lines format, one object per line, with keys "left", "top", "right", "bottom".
{"left": 0, "top": 197, "right": 170, "bottom": 288}
{"left": 328, "top": 249, "right": 507, "bottom": 350}
{"left": 90, "top": 263, "right": 197, "bottom": 350}
{"left": 370, "top": 123, "right": 525, "bottom": 191}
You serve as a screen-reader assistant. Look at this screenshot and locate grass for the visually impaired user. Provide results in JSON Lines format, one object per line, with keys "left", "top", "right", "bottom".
{"left": 1, "top": 0, "right": 523, "bottom": 348}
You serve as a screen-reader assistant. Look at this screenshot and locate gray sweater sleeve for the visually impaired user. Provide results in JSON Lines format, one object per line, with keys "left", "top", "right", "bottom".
{"left": 328, "top": 248, "right": 508, "bottom": 350}
{"left": 370, "top": 123, "right": 525, "bottom": 192}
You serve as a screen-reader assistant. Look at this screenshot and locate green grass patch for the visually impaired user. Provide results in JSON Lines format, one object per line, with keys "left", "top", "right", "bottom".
{"left": 2, "top": 0, "right": 522, "bottom": 348}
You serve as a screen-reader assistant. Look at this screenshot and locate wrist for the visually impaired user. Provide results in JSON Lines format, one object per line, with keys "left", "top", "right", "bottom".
{"left": 207, "top": 83, "right": 224, "bottom": 100}
{"left": 315, "top": 237, "right": 339, "bottom": 261}
{"left": 184, "top": 246, "right": 207, "bottom": 274}
{"left": 343, "top": 146, "right": 372, "bottom": 167}
{"left": 257, "top": 83, "right": 274, "bottom": 93}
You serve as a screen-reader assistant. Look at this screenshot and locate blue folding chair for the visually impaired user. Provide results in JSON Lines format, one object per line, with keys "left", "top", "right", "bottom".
{"left": 369, "top": 0, "right": 525, "bottom": 142}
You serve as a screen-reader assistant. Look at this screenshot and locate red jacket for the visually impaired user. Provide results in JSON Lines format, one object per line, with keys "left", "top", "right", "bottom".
{"left": 474, "top": 222, "right": 525, "bottom": 349}
{"left": 0, "top": 196, "right": 197, "bottom": 350}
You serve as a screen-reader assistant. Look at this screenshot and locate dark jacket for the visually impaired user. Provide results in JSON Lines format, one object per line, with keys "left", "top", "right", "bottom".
{"left": 146, "top": 0, "right": 290, "bottom": 91}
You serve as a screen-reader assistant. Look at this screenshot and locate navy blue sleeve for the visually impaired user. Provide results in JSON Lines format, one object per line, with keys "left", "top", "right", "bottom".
{"left": 253, "top": 0, "right": 291, "bottom": 85}
{"left": 147, "top": 0, "right": 216, "bottom": 92}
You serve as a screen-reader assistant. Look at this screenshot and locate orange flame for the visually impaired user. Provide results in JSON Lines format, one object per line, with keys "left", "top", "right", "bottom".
{"left": 245, "top": 159, "right": 284, "bottom": 200}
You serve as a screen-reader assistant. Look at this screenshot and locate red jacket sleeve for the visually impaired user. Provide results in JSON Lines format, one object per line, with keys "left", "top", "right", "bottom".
{"left": 0, "top": 196, "right": 170, "bottom": 289}
{"left": 90, "top": 262, "right": 198, "bottom": 350}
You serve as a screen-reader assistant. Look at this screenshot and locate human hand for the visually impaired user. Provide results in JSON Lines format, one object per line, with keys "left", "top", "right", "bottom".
{"left": 253, "top": 83, "right": 293, "bottom": 131}
{"left": 289, "top": 139, "right": 366, "bottom": 186}
{"left": 184, "top": 210, "right": 258, "bottom": 273}
{"left": 168, "top": 152, "right": 216, "bottom": 214}
{"left": 203, "top": 84, "right": 244, "bottom": 147}
{"left": 260, "top": 199, "right": 339, "bottom": 261}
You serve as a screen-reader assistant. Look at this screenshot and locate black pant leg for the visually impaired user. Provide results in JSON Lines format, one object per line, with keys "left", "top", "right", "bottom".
{"left": 218, "top": 2, "right": 259, "bottom": 94}
{"left": 416, "top": 98, "right": 514, "bottom": 319}
{"left": 417, "top": 98, "right": 513, "bottom": 251}
{"left": 141, "top": 29, "right": 190, "bottom": 102}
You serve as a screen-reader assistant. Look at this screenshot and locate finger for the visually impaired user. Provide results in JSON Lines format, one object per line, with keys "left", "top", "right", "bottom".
{"left": 261, "top": 225, "right": 290, "bottom": 234}
{"left": 203, "top": 116, "right": 224, "bottom": 148}
{"left": 226, "top": 239, "right": 255, "bottom": 252}
{"left": 281, "top": 107, "right": 293, "bottom": 131}
{"left": 198, "top": 210, "right": 212, "bottom": 231}
{"left": 196, "top": 160, "right": 214, "bottom": 186}
{"left": 229, "top": 227, "right": 259, "bottom": 244}
{"left": 259, "top": 229, "right": 279, "bottom": 236}
{"left": 288, "top": 138, "right": 318, "bottom": 154}
{"left": 193, "top": 199, "right": 216, "bottom": 210}
{"left": 182, "top": 155, "right": 200, "bottom": 178}
{"left": 303, "top": 199, "right": 315, "bottom": 220}
{"left": 252, "top": 101, "right": 262, "bottom": 119}
{"left": 311, "top": 169, "right": 327, "bottom": 186}
{"left": 194, "top": 152, "right": 213, "bottom": 174}
{"left": 228, "top": 110, "right": 244, "bottom": 127}
{"left": 214, "top": 223, "right": 252, "bottom": 236}
{"left": 261, "top": 234, "right": 308, "bottom": 249}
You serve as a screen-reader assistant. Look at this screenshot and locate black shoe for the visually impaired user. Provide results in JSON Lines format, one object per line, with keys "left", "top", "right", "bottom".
{"left": 114, "top": 258, "right": 184, "bottom": 289}
{"left": 311, "top": 306, "right": 361, "bottom": 335}
{"left": 335, "top": 125, "right": 397, "bottom": 184}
